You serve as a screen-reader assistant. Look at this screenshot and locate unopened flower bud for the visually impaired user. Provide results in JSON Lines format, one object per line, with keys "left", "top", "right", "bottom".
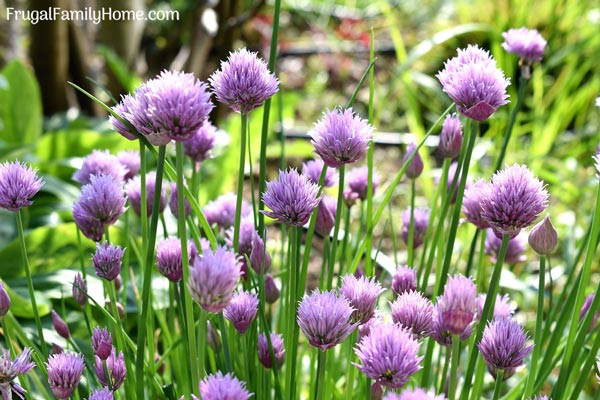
{"left": 528, "top": 215, "right": 558, "bottom": 255}
{"left": 0, "top": 281, "right": 11, "bottom": 318}
{"left": 439, "top": 114, "right": 463, "bottom": 159}
{"left": 51, "top": 310, "right": 71, "bottom": 340}
{"left": 264, "top": 274, "right": 280, "bottom": 304}
{"left": 71, "top": 273, "right": 87, "bottom": 307}
{"left": 403, "top": 143, "right": 424, "bottom": 179}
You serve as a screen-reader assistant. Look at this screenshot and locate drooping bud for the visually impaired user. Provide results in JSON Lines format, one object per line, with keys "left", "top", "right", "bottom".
{"left": 51, "top": 310, "right": 71, "bottom": 340}
{"left": 528, "top": 215, "right": 558, "bottom": 256}
{"left": 403, "top": 143, "right": 424, "bottom": 179}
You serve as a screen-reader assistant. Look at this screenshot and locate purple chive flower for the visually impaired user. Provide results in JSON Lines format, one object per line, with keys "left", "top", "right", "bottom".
{"left": 169, "top": 182, "right": 192, "bottom": 219}
{"left": 156, "top": 237, "right": 187, "bottom": 282}
{"left": 257, "top": 332, "right": 286, "bottom": 369}
{"left": 249, "top": 234, "right": 271, "bottom": 275}
{"left": 223, "top": 290, "right": 259, "bottom": 334}
{"left": 0, "top": 348, "right": 35, "bottom": 400}
{"left": 302, "top": 159, "right": 338, "bottom": 187}
{"left": 110, "top": 94, "right": 138, "bottom": 141}
{"left": 340, "top": 274, "right": 384, "bottom": 324}
{"left": 209, "top": 48, "right": 279, "bottom": 114}
{"left": 0, "top": 161, "right": 44, "bottom": 212}
{"left": 354, "top": 322, "right": 423, "bottom": 389}
{"left": 383, "top": 388, "right": 447, "bottom": 400}
{"left": 297, "top": 290, "right": 358, "bottom": 351}
{"left": 72, "top": 150, "right": 127, "bottom": 185}
{"left": 485, "top": 229, "right": 527, "bottom": 264}
{"left": 309, "top": 108, "right": 374, "bottom": 168}
{"left": 0, "top": 281, "right": 11, "bottom": 317}
{"left": 131, "top": 70, "right": 214, "bottom": 142}
{"left": 46, "top": 352, "right": 85, "bottom": 399}
{"left": 92, "top": 242, "right": 124, "bottom": 281}
{"left": 315, "top": 195, "right": 337, "bottom": 237}
{"left": 579, "top": 293, "right": 599, "bottom": 330}
{"left": 347, "top": 166, "right": 381, "bottom": 201}
{"left": 462, "top": 179, "right": 491, "bottom": 230}
{"left": 264, "top": 274, "right": 280, "bottom": 304}
{"left": 358, "top": 312, "right": 384, "bottom": 342}
{"left": 92, "top": 327, "right": 113, "bottom": 360}
{"left": 126, "top": 172, "right": 166, "bottom": 218}
{"left": 528, "top": 215, "right": 558, "bottom": 256}
{"left": 392, "top": 265, "right": 417, "bottom": 296}
{"left": 480, "top": 164, "right": 548, "bottom": 238}
{"left": 116, "top": 150, "right": 140, "bottom": 181}
{"left": 437, "top": 275, "right": 477, "bottom": 336}
{"left": 502, "top": 28, "right": 547, "bottom": 64}
{"left": 73, "top": 174, "right": 127, "bottom": 241}
{"left": 262, "top": 168, "right": 322, "bottom": 227}
{"left": 437, "top": 45, "right": 510, "bottom": 121}
{"left": 226, "top": 216, "right": 256, "bottom": 256}
{"left": 477, "top": 294, "right": 515, "bottom": 320}
{"left": 88, "top": 387, "right": 114, "bottom": 400}
{"left": 530, "top": 396, "right": 550, "bottom": 400}
{"left": 94, "top": 349, "right": 127, "bottom": 390}
{"left": 478, "top": 318, "right": 533, "bottom": 380}
{"left": 183, "top": 119, "right": 217, "bottom": 163}
{"left": 188, "top": 246, "right": 241, "bottom": 313}
{"left": 204, "top": 192, "right": 251, "bottom": 229}
{"left": 430, "top": 308, "right": 472, "bottom": 346}
{"left": 390, "top": 290, "right": 435, "bottom": 339}
{"left": 199, "top": 371, "right": 252, "bottom": 400}
{"left": 51, "top": 310, "right": 71, "bottom": 340}
{"left": 403, "top": 143, "right": 424, "bottom": 180}
{"left": 401, "top": 208, "right": 430, "bottom": 249}
{"left": 439, "top": 114, "right": 463, "bottom": 159}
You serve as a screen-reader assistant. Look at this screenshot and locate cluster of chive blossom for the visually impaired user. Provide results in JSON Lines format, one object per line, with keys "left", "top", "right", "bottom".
{"left": 209, "top": 48, "right": 279, "bottom": 114}
{"left": 502, "top": 27, "right": 547, "bottom": 64}
{"left": 401, "top": 207, "right": 430, "bottom": 249}
{"left": 225, "top": 216, "right": 272, "bottom": 277}
{"left": 199, "top": 371, "right": 252, "bottom": 400}
{"left": 89, "top": 387, "right": 114, "bottom": 400}
{"left": 340, "top": 274, "right": 384, "bottom": 324}
{"left": 302, "top": 158, "right": 337, "bottom": 187}
{"left": 309, "top": 107, "right": 374, "bottom": 168}
{"left": 435, "top": 275, "right": 477, "bottom": 337}
{"left": 262, "top": 168, "right": 322, "bottom": 227}
{"left": 0, "top": 161, "right": 44, "bottom": 212}
{"left": 126, "top": 172, "right": 167, "bottom": 217}
{"left": 93, "top": 242, "right": 125, "bottom": 281}
{"left": 437, "top": 44, "right": 510, "bottom": 121}
{"left": 257, "top": 332, "right": 286, "bottom": 369}
{"left": 383, "top": 388, "right": 447, "bottom": 400}
{"left": 72, "top": 149, "right": 127, "bottom": 185}
{"left": 0, "top": 348, "right": 35, "bottom": 399}
{"left": 184, "top": 119, "right": 217, "bottom": 164}
{"left": 315, "top": 195, "right": 337, "bottom": 236}
{"left": 111, "top": 70, "right": 214, "bottom": 144}
{"left": 438, "top": 114, "right": 463, "bottom": 159}
{"left": 169, "top": 182, "right": 193, "bottom": 219}
{"left": 223, "top": 290, "right": 259, "bottom": 334}
{"left": 345, "top": 166, "right": 381, "bottom": 203}
{"left": 477, "top": 294, "right": 515, "bottom": 320}
{"left": 155, "top": 237, "right": 195, "bottom": 282}
{"left": 485, "top": 229, "right": 527, "bottom": 264}
{"left": 391, "top": 290, "right": 435, "bottom": 339}
{"left": 204, "top": 192, "right": 251, "bottom": 230}
{"left": 91, "top": 327, "right": 127, "bottom": 391}
{"left": 47, "top": 352, "right": 85, "bottom": 399}
{"left": 392, "top": 265, "right": 417, "bottom": 295}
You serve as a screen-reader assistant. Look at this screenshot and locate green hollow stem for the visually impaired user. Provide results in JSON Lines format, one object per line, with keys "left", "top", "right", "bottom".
{"left": 327, "top": 165, "right": 346, "bottom": 290}
{"left": 1, "top": 319, "right": 15, "bottom": 356}
{"left": 523, "top": 255, "right": 546, "bottom": 398}
{"left": 438, "top": 346, "right": 451, "bottom": 394}
{"left": 420, "top": 338, "right": 436, "bottom": 387}
{"left": 285, "top": 226, "right": 303, "bottom": 400}
{"left": 233, "top": 113, "right": 248, "bottom": 252}
{"left": 448, "top": 335, "right": 461, "bottom": 400}
{"left": 218, "top": 313, "right": 233, "bottom": 372}
{"left": 314, "top": 350, "right": 328, "bottom": 400}
{"left": 16, "top": 209, "right": 47, "bottom": 358}
{"left": 139, "top": 141, "right": 148, "bottom": 261}
{"left": 459, "top": 235, "right": 510, "bottom": 400}
{"left": 407, "top": 179, "right": 416, "bottom": 267}
{"left": 135, "top": 145, "right": 166, "bottom": 399}
{"left": 492, "top": 370, "right": 505, "bottom": 400}
{"left": 176, "top": 142, "right": 200, "bottom": 395}
{"left": 364, "top": 29, "right": 376, "bottom": 277}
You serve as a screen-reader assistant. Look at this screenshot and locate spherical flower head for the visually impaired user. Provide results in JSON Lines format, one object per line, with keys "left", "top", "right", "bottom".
{"left": 169, "top": 182, "right": 192, "bottom": 220}
{"left": 0, "top": 161, "right": 44, "bottom": 211}
{"left": 156, "top": 237, "right": 186, "bottom": 282}
{"left": 477, "top": 294, "right": 515, "bottom": 321}
{"left": 184, "top": 119, "right": 217, "bottom": 163}
{"left": 315, "top": 195, "right": 337, "bottom": 237}
{"left": 94, "top": 349, "right": 126, "bottom": 390}
{"left": 302, "top": 159, "right": 337, "bottom": 187}
{"left": 262, "top": 168, "right": 322, "bottom": 227}
{"left": 347, "top": 166, "right": 380, "bottom": 201}
{"left": 390, "top": 290, "right": 434, "bottom": 339}
{"left": 392, "top": 265, "right": 417, "bottom": 296}
{"left": 209, "top": 48, "right": 279, "bottom": 114}
{"left": 437, "top": 45, "right": 510, "bottom": 121}
{"left": 204, "top": 192, "right": 251, "bottom": 229}
{"left": 480, "top": 164, "right": 548, "bottom": 238}
{"left": 309, "top": 108, "right": 373, "bottom": 168}
{"left": 264, "top": 274, "right": 280, "bottom": 304}
{"left": 188, "top": 246, "right": 241, "bottom": 313}
{"left": 502, "top": 27, "right": 547, "bottom": 64}
{"left": 199, "top": 371, "right": 252, "bottom": 400}
{"left": 249, "top": 234, "right": 272, "bottom": 275}
{"left": 51, "top": 310, "right": 71, "bottom": 340}
{"left": 0, "top": 348, "right": 35, "bottom": 393}
{"left": 224, "top": 290, "right": 259, "bottom": 334}
{"left": 485, "top": 229, "right": 527, "bottom": 264}
{"left": 528, "top": 215, "right": 558, "bottom": 255}
{"left": 110, "top": 94, "right": 138, "bottom": 141}
{"left": 126, "top": 172, "right": 166, "bottom": 218}
{"left": 439, "top": 114, "right": 463, "bottom": 159}
{"left": 258, "top": 332, "right": 285, "bottom": 369}
{"left": 46, "top": 352, "right": 85, "bottom": 399}
{"left": 353, "top": 322, "right": 423, "bottom": 389}
{"left": 403, "top": 143, "right": 424, "bottom": 179}
{"left": 297, "top": 290, "right": 358, "bottom": 351}
{"left": 0, "top": 281, "right": 11, "bottom": 318}
{"left": 92, "top": 327, "right": 113, "bottom": 360}
{"left": 579, "top": 293, "right": 599, "bottom": 330}
{"left": 401, "top": 208, "right": 430, "bottom": 249}
{"left": 430, "top": 307, "right": 473, "bottom": 346}
{"left": 462, "top": 179, "right": 491, "bottom": 230}
{"left": 478, "top": 318, "right": 533, "bottom": 380}
{"left": 437, "top": 275, "right": 477, "bottom": 336}
{"left": 72, "top": 150, "right": 127, "bottom": 186}
{"left": 134, "top": 70, "right": 213, "bottom": 142}
{"left": 116, "top": 150, "right": 140, "bottom": 181}
{"left": 226, "top": 216, "right": 256, "bottom": 256}
{"left": 340, "top": 274, "right": 384, "bottom": 324}
{"left": 93, "top": 242, "right": 124, "bottom": 281}
{"left": 383, "top": 388, "right": 447, "bottom": 400}
{"left": 88, "top": 387, "right": 114, "bottom": 400}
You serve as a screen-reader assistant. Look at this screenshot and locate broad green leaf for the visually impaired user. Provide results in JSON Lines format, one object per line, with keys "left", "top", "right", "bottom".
{"left": 0, "top": 60, "right": 43, "bottom": 145}
{"left": 3, "top": 282, "right": 51, "bottom": 318}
